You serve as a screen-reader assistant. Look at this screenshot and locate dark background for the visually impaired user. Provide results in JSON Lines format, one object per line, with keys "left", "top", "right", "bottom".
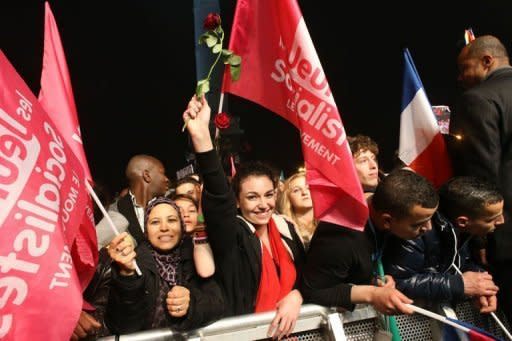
{"left": 2, "top": 1, "right": 512, "bottom": 195}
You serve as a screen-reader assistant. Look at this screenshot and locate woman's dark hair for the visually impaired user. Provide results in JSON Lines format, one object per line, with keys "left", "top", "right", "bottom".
{"left": 231, "top": 161, "right": 278, "bottom": 197}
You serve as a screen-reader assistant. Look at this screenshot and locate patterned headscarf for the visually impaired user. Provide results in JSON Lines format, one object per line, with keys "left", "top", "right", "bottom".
{"left": 144, "top": 196, "right": 186, "bottom": 285}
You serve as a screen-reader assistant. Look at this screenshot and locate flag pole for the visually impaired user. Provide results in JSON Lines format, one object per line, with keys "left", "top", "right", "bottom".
{"left": 405, "top": 304, "right": 470, "bottom": 333}
{"left": 452, "top": 264, "right": 512, "bottom": 340}
{"left": 86, "top": 181, "right": 142, "bottom": 276}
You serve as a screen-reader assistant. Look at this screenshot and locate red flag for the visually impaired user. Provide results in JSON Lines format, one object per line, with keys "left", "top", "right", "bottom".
{"left": 0, "top": 50, "right": 87, "bottom": 340}
{"left": 39, "top": 1, "right": 97, "bottom": 290}
{"left": 222, "top": 0, "right": 368, "bottom": 229}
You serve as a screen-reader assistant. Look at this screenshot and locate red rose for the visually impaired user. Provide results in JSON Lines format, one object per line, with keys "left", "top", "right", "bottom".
{"left": 203, "top": 13, "right": 221, "bottom": 30}
{"left": 214, "top": 112, "right": 231, "bottom": 129}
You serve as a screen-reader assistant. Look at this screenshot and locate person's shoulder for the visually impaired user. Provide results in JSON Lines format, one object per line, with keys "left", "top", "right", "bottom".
{"left": 313, "top": 221, "right": 366, "bottom": 246}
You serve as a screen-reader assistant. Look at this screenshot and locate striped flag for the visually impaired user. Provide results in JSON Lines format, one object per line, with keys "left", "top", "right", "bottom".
{"left": 464, "top": 28, "right": 476, "bottom": 45}
{"left": 398, "top": 49, "right": 452, "bottom": 188}
{"left": 442, "top": 317, "right": 503, "bottom": 340}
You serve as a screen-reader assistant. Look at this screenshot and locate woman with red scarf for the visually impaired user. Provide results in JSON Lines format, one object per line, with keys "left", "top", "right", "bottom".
{"left": 183, "top": 95, "right": 306, "bottom": 340}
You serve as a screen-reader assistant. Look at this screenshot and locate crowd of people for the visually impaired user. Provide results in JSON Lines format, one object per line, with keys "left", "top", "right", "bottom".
{"left": 71, "top": 34, "right": 511, "bottom": 340}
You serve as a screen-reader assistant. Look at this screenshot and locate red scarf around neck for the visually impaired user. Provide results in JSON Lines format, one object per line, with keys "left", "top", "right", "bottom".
{"left": 254, "top": 217, "right": 296, "bottom": 312}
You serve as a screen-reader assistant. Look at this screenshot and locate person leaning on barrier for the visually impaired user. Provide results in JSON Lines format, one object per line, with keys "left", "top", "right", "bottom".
{"left": 301, "top": 169, "right": 440, "bottom": 315}
{"left": 104, "top": 196, "right": 224, "bottom": 334}
{"left": 384, "top": 176, "right": 503, "bottom": 313}
{"left": 183, "top": 95, "right": 306, "bottom": 340}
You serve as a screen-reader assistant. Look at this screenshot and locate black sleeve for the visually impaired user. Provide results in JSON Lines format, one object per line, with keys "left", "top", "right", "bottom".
{"left": 449, "top": 92, "right": 501, "bottom": 180}
{"left": 83, "top": 248, "right": 112, "bottom": 337}
{"left": 384, "top": 238, "right": 465, "bottom": 302}
{"left": 196, "top": 150, "right": 241, "bottom": 259}
{"left": 105, "top": 267, "right": 150, "bottom": 334}
{"left": 300, "top": 229, "right": 356, "bottom": 310}
{"left": 173, "top": 276, "right": 225, "bottom": 331}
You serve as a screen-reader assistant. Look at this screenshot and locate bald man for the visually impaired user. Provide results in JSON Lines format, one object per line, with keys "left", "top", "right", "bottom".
{"left": 449, "top": 35, "right": 512, "bottom": 321}
{"left": 111, "top": 154, "right": 170, "bottom": 243}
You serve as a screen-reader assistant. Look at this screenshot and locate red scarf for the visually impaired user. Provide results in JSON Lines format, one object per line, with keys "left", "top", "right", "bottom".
{"left": 254, "top": 217, "right": 296, "bottom": 312}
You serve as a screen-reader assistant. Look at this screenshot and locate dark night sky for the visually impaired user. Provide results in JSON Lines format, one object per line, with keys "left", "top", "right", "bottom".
{"left": 2, "top": 1, "right": 512, "bottom": 195}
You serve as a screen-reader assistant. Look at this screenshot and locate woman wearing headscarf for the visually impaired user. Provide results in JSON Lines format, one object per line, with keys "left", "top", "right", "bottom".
{"left": 183, "top": 95, "right": 306, "bottom": 340}
{"left": 105, "top": 196, "right": 224, "bottom": 334}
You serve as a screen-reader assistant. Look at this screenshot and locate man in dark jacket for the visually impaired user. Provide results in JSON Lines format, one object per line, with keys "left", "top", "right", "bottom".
{"left": 384, "top": 177, "right": 503, "bottom": 313}
{"left": 301, "top": 169, "right": 437, "bottom": 315}
{"left": 449, "top": 35, "right": 512, "bottom": 321}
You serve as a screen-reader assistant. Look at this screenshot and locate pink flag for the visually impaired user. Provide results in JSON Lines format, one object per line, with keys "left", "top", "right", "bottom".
{"left": 399, "top": 49, "right": 452, "bottom": 188}
{"left": 0, "top": 50, "right": 88, "bottom": 340}
{"left": 39, "top": 1, "right": 97, "bottom": 290}
{"left": 222, "top": 0, "right": 368, "bottom": 230}
{"left": 39, "top": 2, "right": 91, "bottom": 182}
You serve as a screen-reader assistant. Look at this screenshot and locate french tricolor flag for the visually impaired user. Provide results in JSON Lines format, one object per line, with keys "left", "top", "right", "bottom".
{"left": 399, "top": 49, "right": 452, "bottom": 188}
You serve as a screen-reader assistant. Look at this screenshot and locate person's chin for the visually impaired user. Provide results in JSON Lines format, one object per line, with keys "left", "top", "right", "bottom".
{"left": 249, "top": 213, "right": 271, "bottom": 225}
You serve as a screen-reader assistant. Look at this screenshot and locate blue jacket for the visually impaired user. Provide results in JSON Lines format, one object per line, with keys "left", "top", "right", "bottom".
{"left": 383, "top": 212, "right": 481, "bottom": 302}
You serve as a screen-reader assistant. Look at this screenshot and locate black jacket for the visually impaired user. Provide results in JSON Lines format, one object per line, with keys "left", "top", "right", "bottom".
{"left": 449, "top": 67, "right": 512, "bottom": 262}
{"left": 114, "top": 194, "right": 146, "bottom": 245}
{"left": 300, "top": 221, "right": 375, "bottom": 310}
{"left": 105, "top": 238, "right": 224, "bottom": 334}
{"left": 383, "top": 212, "right": 481, "bottom": 302}
{"left": 196, "top": 150, "right": 306, "bottom": 317}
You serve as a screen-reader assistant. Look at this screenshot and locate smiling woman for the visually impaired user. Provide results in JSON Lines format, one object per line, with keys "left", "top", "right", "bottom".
{"left": 104, "top": 196, "right": 224, "bottom": 334}
{"left": 183, "top": 94, "right": 307, "bottom": 339}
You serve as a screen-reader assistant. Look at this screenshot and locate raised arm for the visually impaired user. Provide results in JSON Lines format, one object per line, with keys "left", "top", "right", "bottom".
{"left": 183, "top": 96, "right": 239, "bottom": 257}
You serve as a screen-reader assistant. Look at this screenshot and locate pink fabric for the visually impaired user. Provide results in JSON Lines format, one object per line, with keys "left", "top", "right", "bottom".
{"left": 39, "top": 2, "right": 98, "bottom": 291}
{"left": 222, "top": 0, "right": 368, "bottom": 230}
{"left": 39, "top": 3, "right": 92, "bottom": 182}
{"left": 0, "top": 50, "right": 87, "bottom": 341}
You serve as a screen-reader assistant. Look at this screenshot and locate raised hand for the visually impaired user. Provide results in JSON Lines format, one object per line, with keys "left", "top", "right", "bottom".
{"left": 183, "top": 95, "right": 214, "bottom": 153}
{"left": 108, "top": 232, "right": 136, "bottom": 276}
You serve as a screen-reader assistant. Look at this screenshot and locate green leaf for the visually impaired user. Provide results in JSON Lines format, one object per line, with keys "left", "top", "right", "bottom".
{"left": 222, "top": 49, "right": 233, "bottom": 57}
{"left": 212, "top": 43, "right": 222, "bottom": 54}
{"left": 205, "top": 34, "right": 218, "bottom": 48}
{"left": 215, "top": 26, "right": 224, "bottom": 35}
{"left": 196, "top": 79, "right": 210, "bottom": 98}
{"left": 198, "top": 32, "right": 210, "bottom": 45}
{"left": 230, "top": 65, "right": 241, "bottom": 81}
{"left": 227, "top": 54, "right": 242, "bottom": 66}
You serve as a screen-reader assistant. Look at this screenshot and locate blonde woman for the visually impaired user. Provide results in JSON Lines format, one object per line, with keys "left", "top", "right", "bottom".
{"left": 278, "top": 171, "right": 318, "bottom": 249}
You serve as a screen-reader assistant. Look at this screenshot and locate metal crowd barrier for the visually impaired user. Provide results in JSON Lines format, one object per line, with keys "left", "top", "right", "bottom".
{"left": 98, "top": 301, "right": 510, "bottom": 340}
